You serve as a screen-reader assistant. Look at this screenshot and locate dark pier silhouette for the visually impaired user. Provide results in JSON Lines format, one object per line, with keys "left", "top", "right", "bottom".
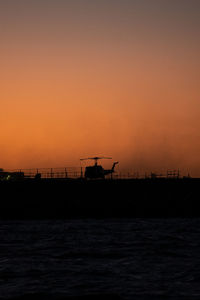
{"left": 0, "top": 176, "right": 199, "bottom": 219}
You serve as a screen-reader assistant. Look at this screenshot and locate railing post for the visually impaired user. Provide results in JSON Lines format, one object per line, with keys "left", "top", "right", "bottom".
{"left": 81, "top": 167, "right": 83, "bottom": 178}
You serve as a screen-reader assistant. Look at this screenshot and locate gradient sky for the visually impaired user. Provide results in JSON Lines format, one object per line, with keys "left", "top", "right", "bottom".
{"left": 1, "top": 0, "right": 200, "bottom": 176}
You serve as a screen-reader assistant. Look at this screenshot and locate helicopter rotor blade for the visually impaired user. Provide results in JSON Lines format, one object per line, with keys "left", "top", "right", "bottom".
{"left": 89, "top": 157, "right": 112, "bottom": 160}
{"left": 80, "top": 157, "right": 112, "bottom": 161}
{"left": 80, "top": 157, "right": 96, "bottom": 161}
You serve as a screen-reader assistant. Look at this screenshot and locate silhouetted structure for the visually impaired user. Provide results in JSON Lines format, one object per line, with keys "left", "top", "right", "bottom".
{"left": 1, "top": 159, "right": 199, "bottom": 218}
{"left": 80, "top": 157, "right": 118, "bottom": 179}
{"left": 0, "top": 169, "right": 24, "bottom": 181}
{"left": 0, "top": 174, "right": 199, "bottom": 218}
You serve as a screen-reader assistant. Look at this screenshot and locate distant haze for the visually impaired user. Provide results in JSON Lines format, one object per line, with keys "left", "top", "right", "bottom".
{"left": 1, "top": 0, "right": 200, "bottom": 176}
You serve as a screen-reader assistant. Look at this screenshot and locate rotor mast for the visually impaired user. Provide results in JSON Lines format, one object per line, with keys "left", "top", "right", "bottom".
{"left": 80, "top": 157, "right": 112, "bottom": 166}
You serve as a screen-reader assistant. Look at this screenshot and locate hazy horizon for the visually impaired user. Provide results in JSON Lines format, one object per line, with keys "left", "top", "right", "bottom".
{"left": 1, "top": 0, "right": 200, "bottom": 176}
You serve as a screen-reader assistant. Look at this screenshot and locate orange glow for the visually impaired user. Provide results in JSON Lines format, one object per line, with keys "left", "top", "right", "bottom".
{"left": 0, "top": 1, "right": 200, "bottom": 176}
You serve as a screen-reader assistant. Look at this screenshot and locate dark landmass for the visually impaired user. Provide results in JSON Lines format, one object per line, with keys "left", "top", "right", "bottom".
{"left": 0, "top": 178, "right": 199, "bottom": 219}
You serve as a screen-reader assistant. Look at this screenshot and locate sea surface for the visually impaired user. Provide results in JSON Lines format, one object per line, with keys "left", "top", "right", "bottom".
{"left": 1, "top": 219, "right": 200, "bottom": 300}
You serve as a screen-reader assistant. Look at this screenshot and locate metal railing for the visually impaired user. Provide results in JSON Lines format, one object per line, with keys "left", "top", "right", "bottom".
{"left": 2, "top": 168, "right": 185, "bottom": 180}
{"left": 5, "top": 167, "right": 81, "bottom": 179}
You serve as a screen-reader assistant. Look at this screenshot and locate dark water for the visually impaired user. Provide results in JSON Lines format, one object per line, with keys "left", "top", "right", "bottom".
{"left": 1, "top": 219, "right": 200, "bottom": 300}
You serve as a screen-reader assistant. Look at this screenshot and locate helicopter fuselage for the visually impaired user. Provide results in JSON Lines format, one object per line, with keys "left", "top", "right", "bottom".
{"left": 85, "top": 165, "right": 105, "bottom": 179}
{"left": 84, "top": 162, "right": 118, "bottom": 179}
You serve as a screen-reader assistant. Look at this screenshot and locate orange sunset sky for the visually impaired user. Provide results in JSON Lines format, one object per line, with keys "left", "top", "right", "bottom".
{"left": 1, "top": 0, "right": 200, "bottom": 176}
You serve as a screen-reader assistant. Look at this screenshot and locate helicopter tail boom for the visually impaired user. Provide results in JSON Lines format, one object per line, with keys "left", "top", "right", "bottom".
{"left": 103, "top": 162, "right": 119, "bottom": 176}
{"left": 111, "top": 162, "right": 119, "bottom": 172}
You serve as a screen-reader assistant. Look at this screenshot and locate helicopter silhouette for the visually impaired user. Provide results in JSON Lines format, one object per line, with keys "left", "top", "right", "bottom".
{"left": 80, "top": 157, "right": 119, "bottom": 179}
